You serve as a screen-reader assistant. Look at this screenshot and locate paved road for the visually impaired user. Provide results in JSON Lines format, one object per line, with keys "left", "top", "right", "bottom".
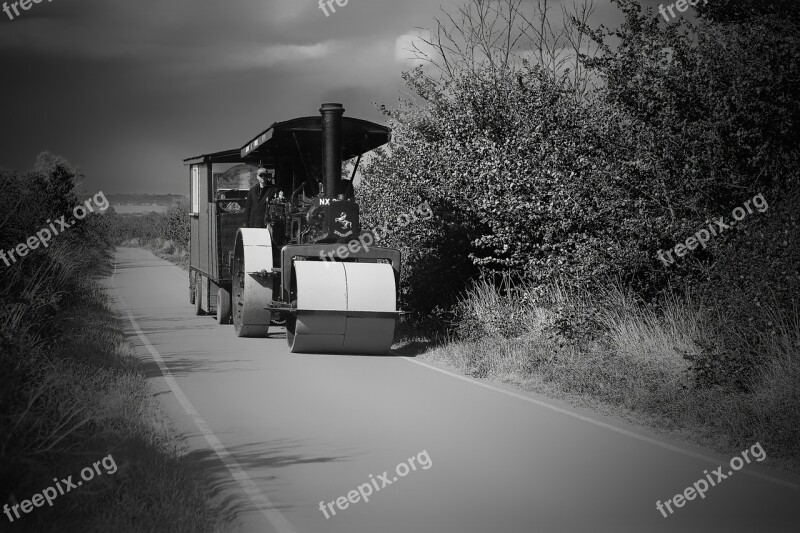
{"left": 104, "top": 247, "right": 800, "bottom": 533}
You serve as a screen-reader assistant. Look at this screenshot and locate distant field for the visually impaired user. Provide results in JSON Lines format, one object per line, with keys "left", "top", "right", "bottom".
{"left": 112, "top": 204, "right": 170, "bottom": 214}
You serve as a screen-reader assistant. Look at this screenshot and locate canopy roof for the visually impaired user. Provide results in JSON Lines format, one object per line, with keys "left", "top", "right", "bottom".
{"left": 240, "top": 116, "right": 391, "bottom": 160}
{"left": 183, "top": 148, "right": 265, "bottom": 166}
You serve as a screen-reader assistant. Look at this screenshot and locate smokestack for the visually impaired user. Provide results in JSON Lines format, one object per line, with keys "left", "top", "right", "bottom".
{"left": 320, "top": 103, "right": 344, "bottom": 199}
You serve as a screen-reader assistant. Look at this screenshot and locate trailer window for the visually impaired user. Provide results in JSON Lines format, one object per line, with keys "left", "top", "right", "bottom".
{"left": 213, "top": 163, "right": 259, "bottom": 193}
{"left": 191, "top": 165, "right": 200, "bottom": 215}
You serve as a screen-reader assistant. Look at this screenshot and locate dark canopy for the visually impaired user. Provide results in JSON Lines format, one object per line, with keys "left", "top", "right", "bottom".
{"left": 183, "top": 148, "right": 264, "bottom": 166}
{"left": 240, "top": 116, "right": 391, "bottom": 161}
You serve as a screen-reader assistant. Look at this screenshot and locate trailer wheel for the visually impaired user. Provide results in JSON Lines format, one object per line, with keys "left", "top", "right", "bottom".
{"left": 194, "top": 276, "right": 205, "bottom": 316}
{"left": 217, "top": 287, "right": 232, "bottom": 324}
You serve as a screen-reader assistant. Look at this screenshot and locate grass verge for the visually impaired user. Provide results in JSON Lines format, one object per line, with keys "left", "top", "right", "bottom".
{"left": 398, "top": 279, "right": 800, "bottom": 476}
{"left": 120, "top": 237, "right": 189, "bottom": 270}
{"left": 1, "top": 273, "right": 231, "bottom": 532}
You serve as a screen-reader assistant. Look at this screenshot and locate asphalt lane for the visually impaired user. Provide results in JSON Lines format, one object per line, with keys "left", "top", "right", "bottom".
{"left": 104, "top": 247, "right": 800, "bottom": 533}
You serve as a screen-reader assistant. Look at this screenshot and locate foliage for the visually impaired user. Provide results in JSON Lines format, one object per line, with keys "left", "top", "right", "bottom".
{"left": 424, "top": 278, "right": 800, "bottom": 466}
{"left": 695, "top": 0, "right": 800, "bottom": 23}
{"left": 164, "top": 202, "right": 191, "bottom": 247}
{"left": 362, "top": 63, "right": 677, "bottom": 304}
{"left": 103, "top": 202, "right": 190, "bottom": 251}
{"left": 1, "top": 155, "right": 225, "bottom": 531}
{"left": 362, "top": 0, "right": 799, "bottom": 393}
{"left": 583, "top": 0, "right": 800, "bottom": 382}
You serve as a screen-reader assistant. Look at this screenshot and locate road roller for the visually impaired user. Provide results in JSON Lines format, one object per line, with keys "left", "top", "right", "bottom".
{"left": 185, "top": 103, "right": 401, "bottom": 354}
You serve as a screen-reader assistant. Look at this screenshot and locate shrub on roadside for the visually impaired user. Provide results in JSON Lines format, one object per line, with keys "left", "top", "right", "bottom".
{"left": 1, "top": 155, "right": 229, "bottom": 531}
{"left": 103, "top": 202, "right": 190, "bottom": 268}
{"left": 364, "top": 0, "right": 799, "bottom": 470}
{"left": 429, "top": 275, "right": 800, "bottom": 469}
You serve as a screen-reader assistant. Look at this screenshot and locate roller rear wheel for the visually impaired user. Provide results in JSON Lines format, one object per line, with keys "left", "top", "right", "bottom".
{"left": 232, "top": 229, "right": 273, "bottom": 337}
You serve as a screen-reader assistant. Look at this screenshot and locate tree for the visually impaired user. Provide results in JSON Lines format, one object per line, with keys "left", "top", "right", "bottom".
{"left": 408, "top": 0, "right": 601, "bottom": 97}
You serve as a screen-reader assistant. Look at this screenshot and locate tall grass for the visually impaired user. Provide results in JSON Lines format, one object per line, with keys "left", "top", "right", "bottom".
{"left": 424, "top": 276, "right": 800, "bottom": 472}
{"left": 1, "top": 156, "right": 230, "bottom": 531}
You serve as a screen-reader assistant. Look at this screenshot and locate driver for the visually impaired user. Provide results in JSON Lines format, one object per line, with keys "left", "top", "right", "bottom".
{"left": 244, "top": 167, "right": 279, "bottom": 228}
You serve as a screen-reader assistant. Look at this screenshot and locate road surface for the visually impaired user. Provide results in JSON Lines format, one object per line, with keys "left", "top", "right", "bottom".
{"left": 103, "top": 247, "right": 800, "bottom": 533}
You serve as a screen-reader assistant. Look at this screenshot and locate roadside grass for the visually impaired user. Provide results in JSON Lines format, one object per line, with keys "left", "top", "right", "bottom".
{"left": 1, "top": 264, "right": 230, "bottom": 532}
{"left": 120, "top": 237, "right": 189, "bottom": 270}
{"left": 1, "top": 233, "right": 229, "bottom": 530}
{"left": 411, "top": 278, "right": 800, "bottom": 475}
{"left": 104, "top": 204, "right": 191, "bottom": 271}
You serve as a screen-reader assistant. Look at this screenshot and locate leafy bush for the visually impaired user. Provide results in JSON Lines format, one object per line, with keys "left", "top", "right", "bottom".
{"left": 163, "top": 202, "right": 190, "bottom": 248}
{"left": 361, "top": 0, "right": 798, "bottom": 308}
{"left": 361, "top": 0, "right": 799, "bottom": 397}
{"left": 426, "top": 276, "right": 800, "bottom": 467}
{"left": 1, "top": 155, "right": 226, "bottom": 531}
{"left": 102, "top": 202, "right": 190, "bottom": 268}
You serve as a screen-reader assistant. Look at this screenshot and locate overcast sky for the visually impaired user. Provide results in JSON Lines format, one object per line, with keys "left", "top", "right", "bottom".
{"left": 0, "top": 0, "right": 672, "bottom": 194}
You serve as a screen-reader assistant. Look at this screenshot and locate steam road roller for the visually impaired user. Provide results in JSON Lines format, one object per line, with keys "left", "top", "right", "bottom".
{"left": 185, "top": 103, "right": 401, "bottom": 354}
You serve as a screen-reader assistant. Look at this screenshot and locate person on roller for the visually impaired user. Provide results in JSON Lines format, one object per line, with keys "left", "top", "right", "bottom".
{"left": 244, "top": 167, "right": 279, "bottom": 228}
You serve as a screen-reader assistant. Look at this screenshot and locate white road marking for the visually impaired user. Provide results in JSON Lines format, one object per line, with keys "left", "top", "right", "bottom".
{"left": 400, "top": 357, "right": 798, "bottom": 490}
{"left": 111, "top": 261, "right": 297, "bottom": 533}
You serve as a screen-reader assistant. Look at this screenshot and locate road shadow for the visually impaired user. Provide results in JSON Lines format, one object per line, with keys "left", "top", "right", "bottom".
{"left": 136, "top": 355, "right": 264, "bottom": 379}
{"left": 184, "top": 438, "right": 350, "bottom": 519}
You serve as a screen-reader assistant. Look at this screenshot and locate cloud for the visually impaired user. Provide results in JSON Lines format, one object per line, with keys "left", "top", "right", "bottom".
{"left": 1, "top": 0, "right": 635, "bottom": 195}
{"left": 0, "top": 0, "right": 321, "bottom": 63}
{"left": 394, "top": 30, "right": 434, "bottom": 67}
{"left": 230, "top": 42, "right": 335, "bottom": 69}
